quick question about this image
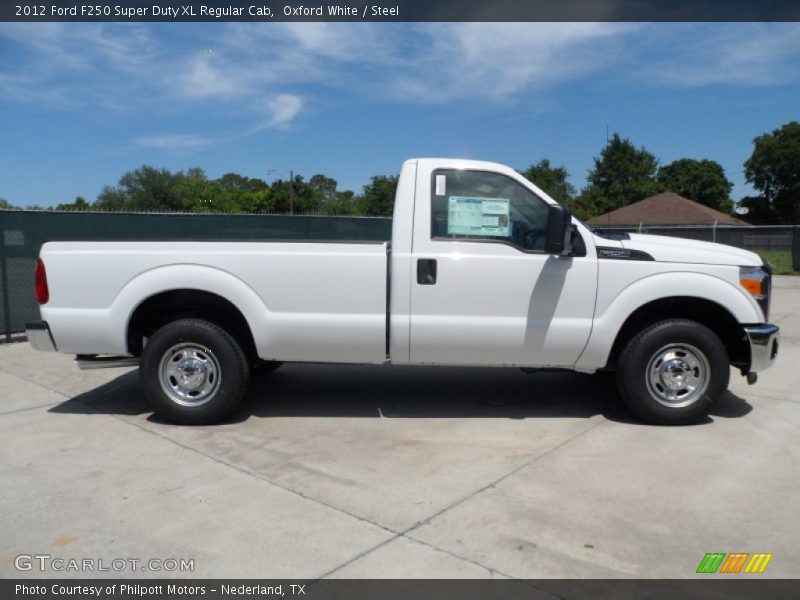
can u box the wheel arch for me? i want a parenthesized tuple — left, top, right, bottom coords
(576, 271, 760, 372)
(606, 297, 748, 370)
(127, 289, 258, 362)
(114, 265, 267, 361)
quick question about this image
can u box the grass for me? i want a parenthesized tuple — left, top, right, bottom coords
(758, 250, 800, 275)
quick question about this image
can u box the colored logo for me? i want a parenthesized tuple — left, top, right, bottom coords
(696, 552, 773, 574)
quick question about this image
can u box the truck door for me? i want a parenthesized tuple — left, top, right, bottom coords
(408, 164, 597, 367)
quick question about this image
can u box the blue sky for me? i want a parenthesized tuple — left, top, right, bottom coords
(1, 22, 799, 207)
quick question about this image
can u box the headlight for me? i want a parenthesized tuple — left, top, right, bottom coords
(740, 264, 771, 321)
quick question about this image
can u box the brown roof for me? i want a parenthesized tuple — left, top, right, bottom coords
(587, 192, 749, 226)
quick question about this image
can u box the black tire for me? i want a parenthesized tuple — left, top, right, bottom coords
(616, 319, 729, 425)
(140, 318, 250, 425)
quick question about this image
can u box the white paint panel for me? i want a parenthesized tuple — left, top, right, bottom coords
(407, 160, 598, 368)
(575, 266, 763, 371)
(41, 241, 388, 363)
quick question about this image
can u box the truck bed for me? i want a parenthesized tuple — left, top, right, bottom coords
(40, 240, 390, 363)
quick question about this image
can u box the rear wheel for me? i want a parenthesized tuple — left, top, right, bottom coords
(616, 319, 729, 425)
(140, 318, 250, 425)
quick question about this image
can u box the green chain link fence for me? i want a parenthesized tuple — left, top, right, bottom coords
(0, 210, 392, 339)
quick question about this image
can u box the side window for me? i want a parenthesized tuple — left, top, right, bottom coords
(431, 169, 550, 252)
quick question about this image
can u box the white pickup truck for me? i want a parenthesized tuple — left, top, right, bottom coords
(26, 158, 779, 425)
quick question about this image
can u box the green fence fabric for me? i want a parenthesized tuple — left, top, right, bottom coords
(0, 210, 392, 338)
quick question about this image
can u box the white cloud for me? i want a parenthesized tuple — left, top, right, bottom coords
(636, 23, 800, 87)
(179, 58, 243, 99)
(0, 22, 310, 145)
(139, 93, 304, 149)
(136, 134, 212, 150)
(3, 22, 800, 152)
(385, 23, 638, 103)
(0, 23, 158, 106)
(258, 22, 392, 63)
(262, 94, 304, 130)
(213, 22, 637, 104)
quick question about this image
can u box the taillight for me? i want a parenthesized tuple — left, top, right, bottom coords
(35, 259, 49, 304)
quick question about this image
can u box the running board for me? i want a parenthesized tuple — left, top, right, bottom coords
(75, 355, 140, 370)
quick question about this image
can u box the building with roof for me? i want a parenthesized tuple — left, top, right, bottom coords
(587, 191, 749, 227)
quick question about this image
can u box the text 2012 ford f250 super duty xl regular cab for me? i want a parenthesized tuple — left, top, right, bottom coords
(26, 158, 779, 425)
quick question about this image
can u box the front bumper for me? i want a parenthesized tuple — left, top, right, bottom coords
(25, 321, 57, 352)
(743, 324, 779, 373)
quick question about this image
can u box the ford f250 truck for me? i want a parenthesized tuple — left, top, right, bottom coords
(26, 158, 779, 425)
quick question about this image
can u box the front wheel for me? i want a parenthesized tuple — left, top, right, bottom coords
(140, 318, 250, 425)
(616, 319, 729, 425)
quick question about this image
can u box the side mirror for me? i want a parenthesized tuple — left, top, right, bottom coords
(544, 204, 573, 255)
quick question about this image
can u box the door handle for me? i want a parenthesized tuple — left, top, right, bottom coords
(417, 259, 437, 285)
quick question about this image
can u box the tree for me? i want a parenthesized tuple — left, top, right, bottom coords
(95, 185, 128, 211)
(175, 168, 217, 212)
(360, 175, 398, 216)
(309, 174, 339, 204)
(122, 166, 182, 211)
(519, 159, 576, 205)
(56, 196, 91, 211)
(0, 197, 18, 210)
(320, 189, 361, 216)
(217, 172, 268, 193)
(744, 121, 800, 223)
(583, 133, 663, 215)
(657, 158, 733, 213)
(98, 166, 184, 211)
(568, 191, 603, 221)
(63, 166, 399, 215)
(737, 195, 777, 225)
(234, 189, 272, 213)
(269, 175, 323, 214)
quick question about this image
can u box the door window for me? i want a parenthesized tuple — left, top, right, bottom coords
(431, 169, 550, 252)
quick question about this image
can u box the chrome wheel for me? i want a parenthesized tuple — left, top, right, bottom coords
(158, 343, 221, 407)
(645, 343, 710, 408)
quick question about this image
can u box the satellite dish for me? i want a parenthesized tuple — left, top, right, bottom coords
(734, 206, 750, 215)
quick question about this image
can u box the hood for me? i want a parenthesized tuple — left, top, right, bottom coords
(618, 233, 762, 267)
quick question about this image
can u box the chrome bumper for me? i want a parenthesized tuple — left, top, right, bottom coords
(25, 321, 57, 352)
(743, 324, 779, 373)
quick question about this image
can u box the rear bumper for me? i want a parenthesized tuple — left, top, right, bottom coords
(743, 324, 779, 373)
(25, 320, 57, 352)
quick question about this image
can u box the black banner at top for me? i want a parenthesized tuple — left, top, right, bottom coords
(3, 0, 800, 22)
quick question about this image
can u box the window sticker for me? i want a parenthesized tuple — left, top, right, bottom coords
(447, 196, 511, 237)
(435, 174, 446, 196)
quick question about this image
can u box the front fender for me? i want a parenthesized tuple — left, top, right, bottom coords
(575, 271, 761, 371)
